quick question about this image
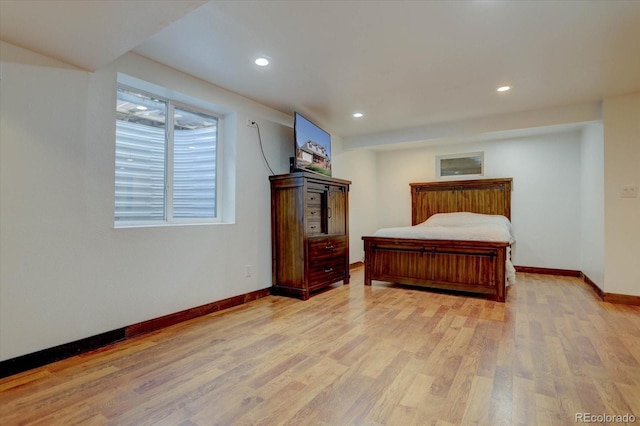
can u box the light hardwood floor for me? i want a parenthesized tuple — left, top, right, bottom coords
(1, 268, 639, 425)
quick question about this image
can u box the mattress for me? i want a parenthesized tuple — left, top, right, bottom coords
(372, 212, 517, 285)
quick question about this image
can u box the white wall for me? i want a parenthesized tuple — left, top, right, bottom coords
(332, 143, 377, 264)
(0, 42, 293, 361)
(603, 92, 640, 296)
(579, 122, 605, 288)
(371, 131, 583, 270)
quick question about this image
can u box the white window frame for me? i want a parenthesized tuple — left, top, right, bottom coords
(114, 82, 224, 228)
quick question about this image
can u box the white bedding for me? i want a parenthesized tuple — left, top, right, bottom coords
(372, 212, 517, 285)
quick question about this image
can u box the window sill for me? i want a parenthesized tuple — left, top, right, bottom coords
(114, 221, 232, 229)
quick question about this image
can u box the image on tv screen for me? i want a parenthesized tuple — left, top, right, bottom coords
(295, 113, 331, 176)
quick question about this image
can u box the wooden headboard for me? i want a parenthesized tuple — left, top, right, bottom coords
(410, 178, 513, 225)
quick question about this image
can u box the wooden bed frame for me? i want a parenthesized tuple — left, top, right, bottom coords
(362, 178, 513, 302)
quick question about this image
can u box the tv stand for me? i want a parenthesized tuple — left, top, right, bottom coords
(269, 172, 351, 300)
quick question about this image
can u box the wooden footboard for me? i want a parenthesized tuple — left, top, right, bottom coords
(362, 237, 509, 302)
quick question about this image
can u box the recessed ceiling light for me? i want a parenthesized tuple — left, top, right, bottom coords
(353, 112, 364, 118)
(497, 86, 511, 92)
(254, 57, 270, 67)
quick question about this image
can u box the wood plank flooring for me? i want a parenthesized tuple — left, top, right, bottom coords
(1, 268, 639, 425)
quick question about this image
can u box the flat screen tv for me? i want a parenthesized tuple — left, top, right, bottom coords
(293, 112, 331, 176)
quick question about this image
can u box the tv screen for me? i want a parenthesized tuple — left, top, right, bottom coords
(294, 112, 331, 176)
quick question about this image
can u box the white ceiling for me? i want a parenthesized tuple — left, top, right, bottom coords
(2, 0, 639, 146)
(0, 0, 207, 71)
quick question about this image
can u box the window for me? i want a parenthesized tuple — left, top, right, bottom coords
(436, 152, 484, 179)
(115, 85, 222, 226)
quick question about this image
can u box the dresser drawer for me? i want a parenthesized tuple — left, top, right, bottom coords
(308, 236, 347, 260)
(306, 205, 323, 231)
(306, 219, 322, 235)
(306, 206, 322, 220)
(305, 190, 323, 235)
(306, 191, 323, 206)
(308, 257, 346, 288)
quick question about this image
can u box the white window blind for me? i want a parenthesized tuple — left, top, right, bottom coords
(115, 86, 220, 225)
(115, 120, 166, 221)
(173, 113, 217, 219)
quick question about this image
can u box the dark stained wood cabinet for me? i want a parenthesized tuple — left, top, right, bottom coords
(270, 172, 351, 300)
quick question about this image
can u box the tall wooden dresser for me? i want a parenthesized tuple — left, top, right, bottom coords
(269, 171, 351, 300)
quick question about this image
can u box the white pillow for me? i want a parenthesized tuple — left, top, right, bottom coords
(420, 212, 514, 243)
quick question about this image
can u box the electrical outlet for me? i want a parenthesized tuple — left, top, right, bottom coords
(246, 118, 256, 127)
(621, 185, 638, 198)
(245, 265, 252, 277)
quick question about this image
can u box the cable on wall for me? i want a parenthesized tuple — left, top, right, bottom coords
(253, 121, 275, 175)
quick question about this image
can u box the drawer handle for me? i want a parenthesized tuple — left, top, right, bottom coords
(310, 211, 316, 215)
(310, 225, 317, 229)
(324, 268, 334, 273)
(325, 245, 334, 250)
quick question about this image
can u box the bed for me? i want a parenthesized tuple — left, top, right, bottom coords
(362, 178, 514, 302)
